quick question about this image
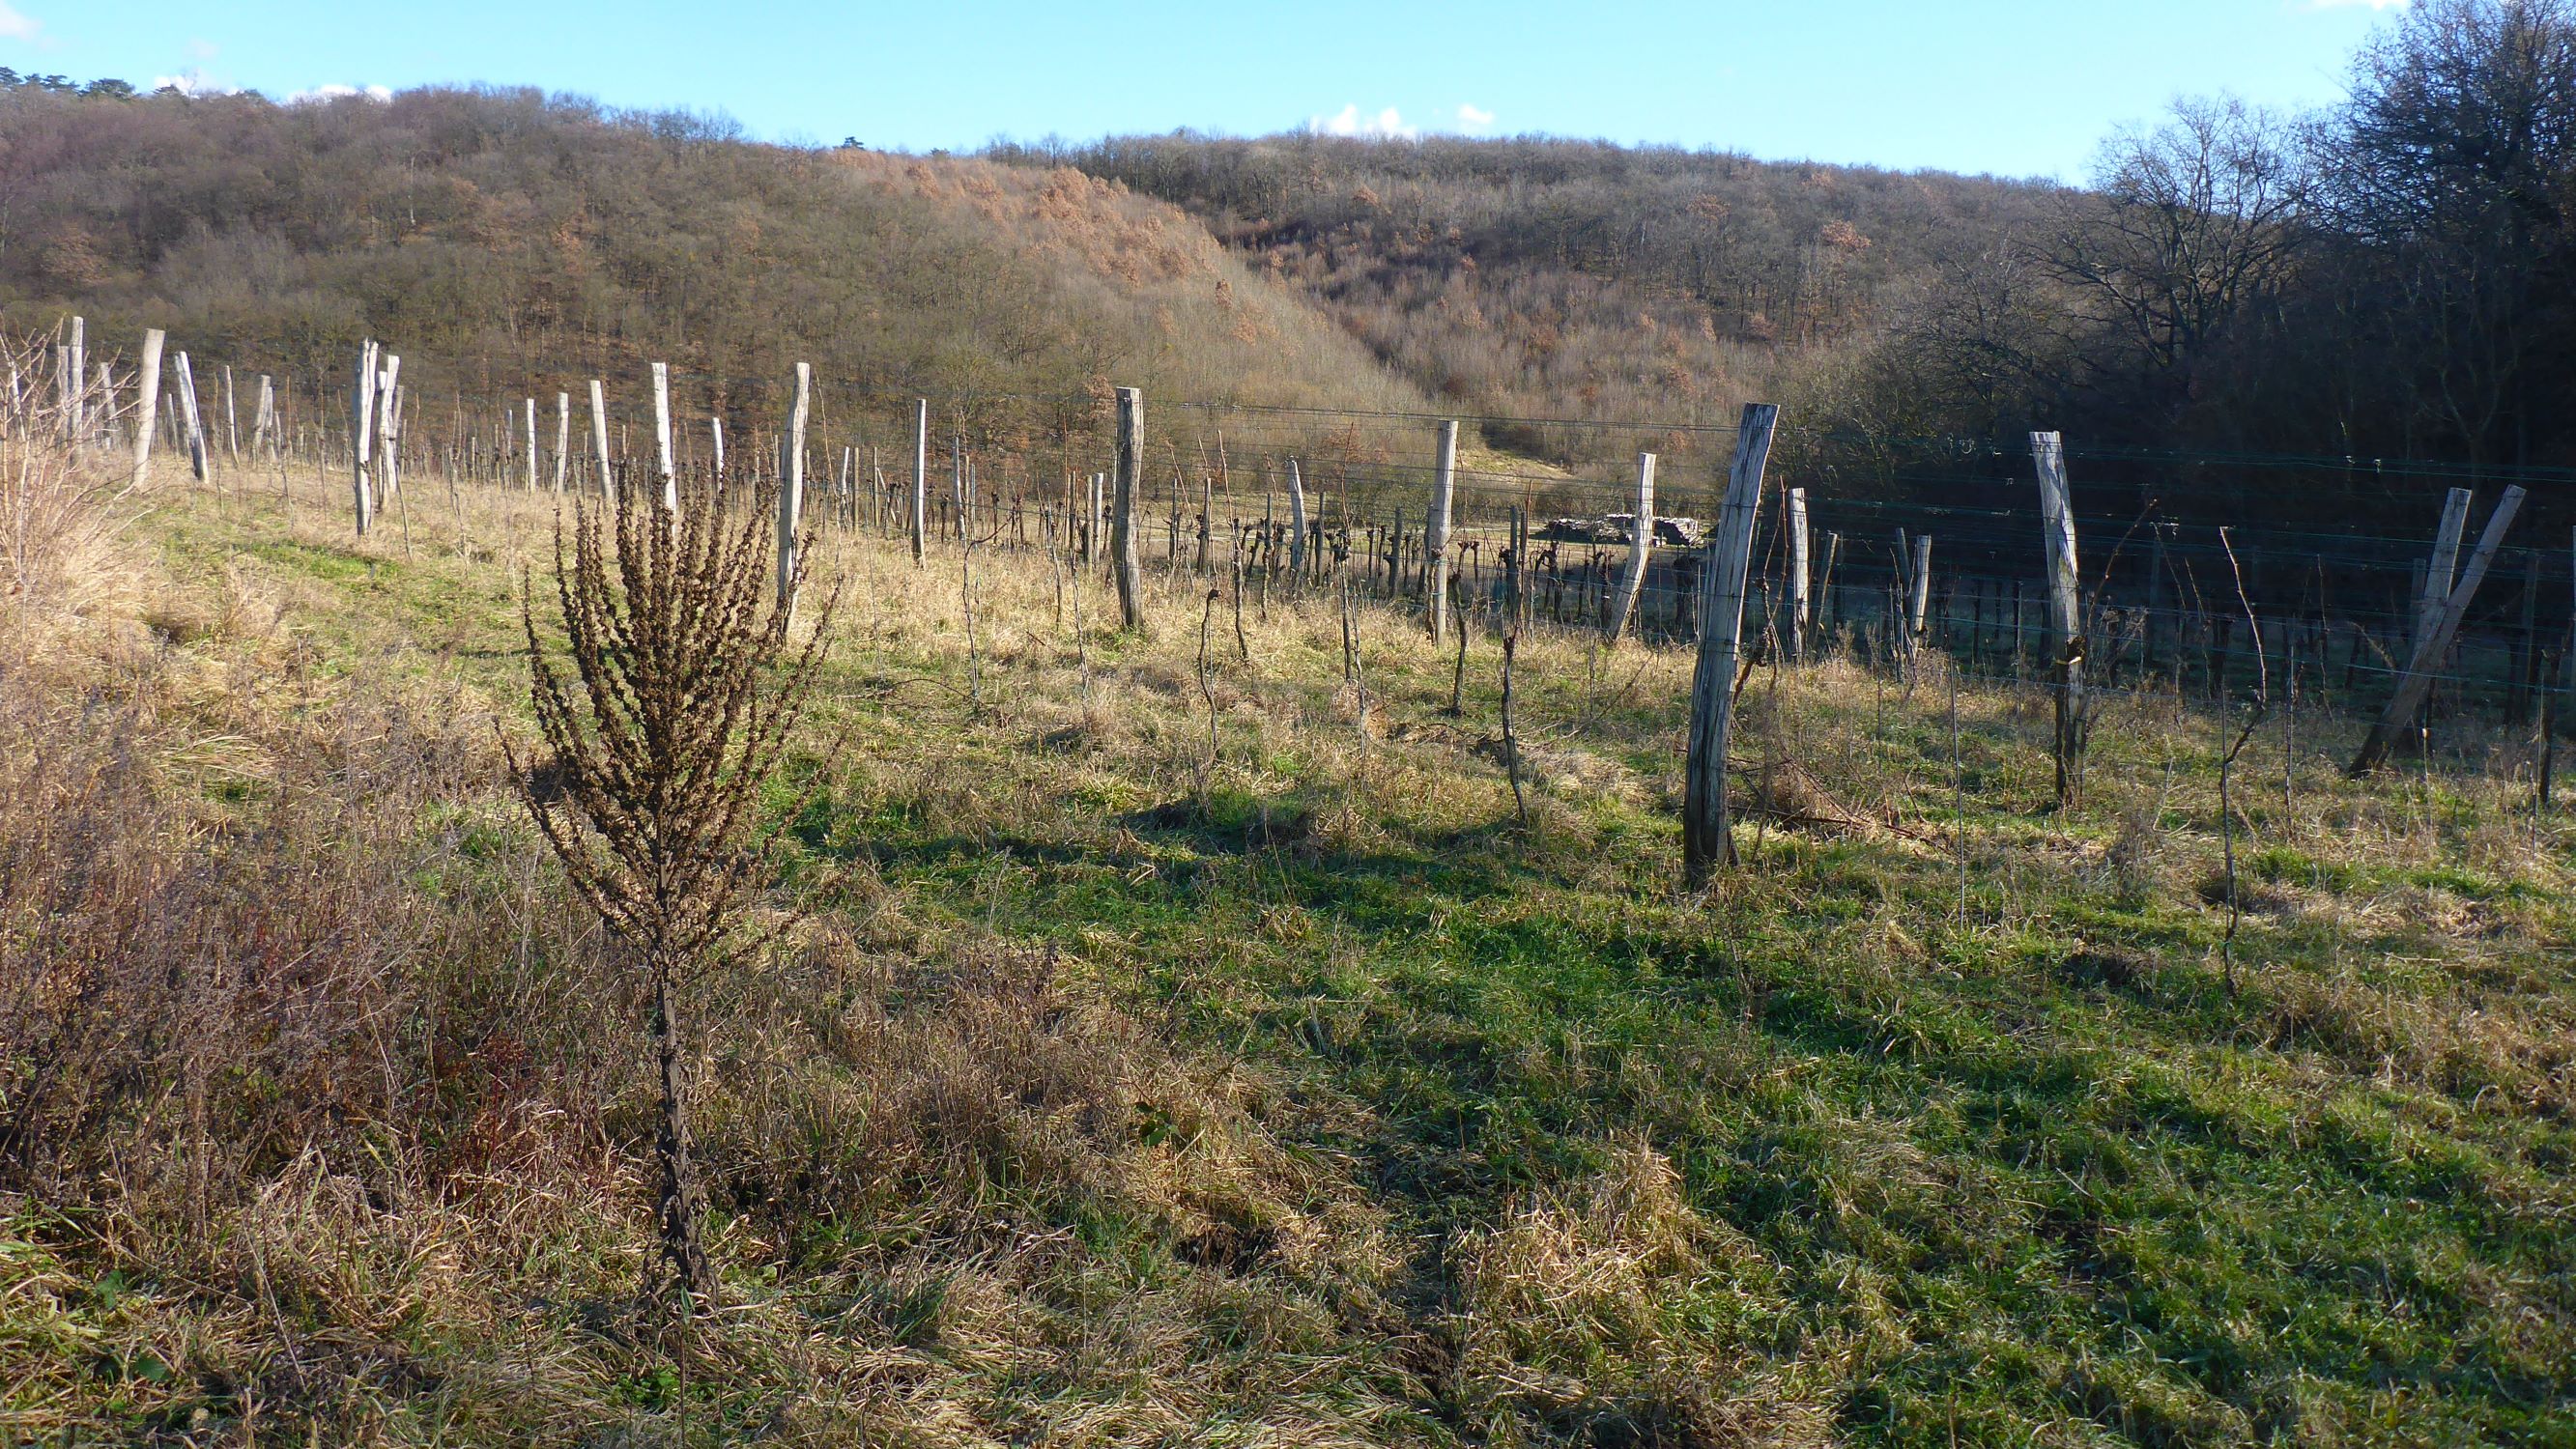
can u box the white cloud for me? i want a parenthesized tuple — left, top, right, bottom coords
(186, 37, 218, 60)
(0, 3, 41, 43)
(284, 81, 392, 104)
(1308, 103, 1417, 140)
(1456, 102, 1496, 130)
(152, 70, 239, 97)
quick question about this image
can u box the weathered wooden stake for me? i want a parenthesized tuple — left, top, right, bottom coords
(2416, 488, 2473, 656)
(1786, 486, 1811, 663)
(779, 362, 809, 611)
(2032, 432, 2086, 807)
(1112, 387, 1148, 631)
(910, 398, 929, 565)
(1683, 403, 1779, 887)
(587, 379, 615, 510)
(1286, 457, 1309, 584)
(554, 392, 570, 493)
(1906, 534, 1935, 668)
(352, 340, 378, 533)
(650, 362, 676, 511)
(1607, 451, 1657, 642)
(65, 316, 84, 442)
(129, 328, 165, 488)
(253, 374, 275, 458)
(2352, 487, 2529, 775)
(174, 351, 209, 483)
(1426, 420, 1459, 642)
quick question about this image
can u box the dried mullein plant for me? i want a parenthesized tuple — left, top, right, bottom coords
(505, 466, 838, 1305)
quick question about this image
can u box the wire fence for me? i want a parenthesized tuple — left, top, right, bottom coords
(39, 321, 2576, 748)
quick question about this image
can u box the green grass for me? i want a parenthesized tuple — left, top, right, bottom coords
(14, 473, 2575, 1446)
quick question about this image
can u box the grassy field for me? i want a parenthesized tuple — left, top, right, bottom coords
(5, 463, 2573, 1447)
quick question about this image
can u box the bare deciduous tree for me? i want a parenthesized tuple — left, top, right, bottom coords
(2043, 96, 2308, 422)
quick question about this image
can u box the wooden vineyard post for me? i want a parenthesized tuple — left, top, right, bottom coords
(2416, 488, 2472, 657)
(910, 398, 929, 565)
(2032, 432, 2086, 807)
(352, 339, 378, 534)
(2352, 487, 2528, 775)
(1818, 530, 1843, 639)
(1903, 533, 1934, 671)
(779, 362, 809, 611)
(375, 356, 402, 503)
(710, 417, 727, 480)
(253, 374, 275, 458)
(524, 399, 539, 494)
(64, 315, 83, 442)
(554, 393, 570, 493)
(1508, 505, 1529, 632)
(1787, 486, 1811, 663)
(2145, 524, 2170, 676)
(2517, 550, 2542, 721)
(1425, 419, 1460, 642)
(950, 434, 965, 543)
(1607, 451, 1657, 642)
(587, 380, 615, 511)
(1112, 387, 1148, 631)
(174, 351, 209, 484)
(221, 364, 238, 461)
(651, 362, 677, 511)
(1088, 473, 1106, 568)
(1287, 457, 1309, 586)
(1683, 403, 1780, 888)
(128, 328, 164, 488)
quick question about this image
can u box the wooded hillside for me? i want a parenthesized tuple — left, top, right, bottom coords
(0, 84, 1434, 439)
(992, 132, 2054, 466)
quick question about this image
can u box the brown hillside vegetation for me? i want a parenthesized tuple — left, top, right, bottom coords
(0, 85, 1432, 438)
(996, 132, 2056, 467)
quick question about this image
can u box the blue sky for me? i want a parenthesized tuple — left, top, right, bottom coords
(9, 0, 2407, 181)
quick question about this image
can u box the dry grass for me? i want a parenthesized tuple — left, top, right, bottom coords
(5, 444, 2573, 1445)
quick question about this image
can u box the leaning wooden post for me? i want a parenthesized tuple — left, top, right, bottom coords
(2416, 488, 2473, 657)
(352, 339, 378, 534)
(1286, 456, 1310, 585)
(1426, 419, 1460, 642)
(1111, 386, 1148, 631)
(779, 362, 810, 611)
(2032, 432, 2086, 807)
(587, 379, 615, 510)
(2352, 487, 2528, 775)
(1607, 451, 1658, 641)
(222, 364, 238, 461)
(650, 362, 677, 511)
(174, 351, 210, 484)
(129, 328, 165, 488)
(909, 398, 929, 565)
(1786, 486, 1811, 663)
(1683, 403, 1780, 887)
